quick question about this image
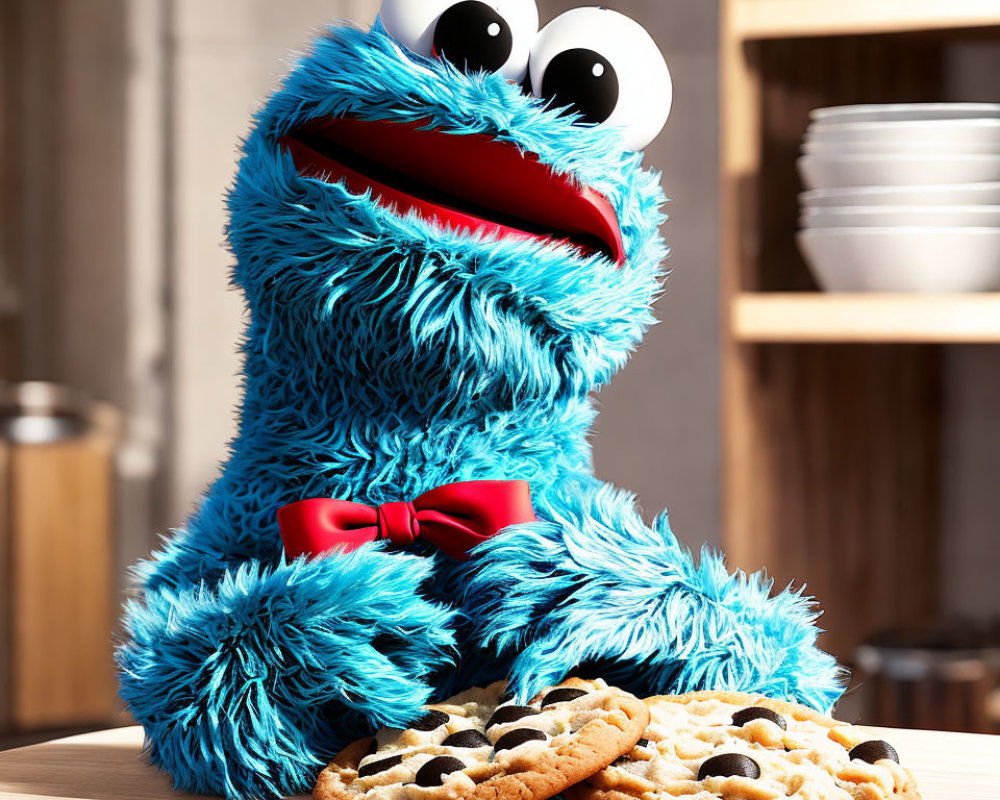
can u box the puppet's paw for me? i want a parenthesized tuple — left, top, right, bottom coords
(497, 545, 846, 714)
(463, 483, 845, 713)
(117, 549, 457, 800)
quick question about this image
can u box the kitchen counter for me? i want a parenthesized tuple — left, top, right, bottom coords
(0, 725, 997, 799)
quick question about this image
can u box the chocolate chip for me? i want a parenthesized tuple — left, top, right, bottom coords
(636, 738, 650, 748)
(540, 688, 588, 707)
(442, 729, 491, 748)
(409, 710, 450, 731)
(486, 705, 538, 729)
(849, 740, 899, 765)
(414, 756, 466, 787)
(698, 753, 761, 781)
(357, 754, 403, 778)
(366, 738, 378, 755)
(494, 728, 547, 752)
(731, 706, 788, 731)
(498, 689, 516, 704)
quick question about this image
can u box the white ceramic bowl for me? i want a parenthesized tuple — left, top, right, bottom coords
(802, 139, 1000, 156)
(810, 103, 1000, 125)
(806, 119, 1000, 149)
(797, 228, 1000, 292)
(801, 205, 1000, 229)
(800, 183, 1000, 208)
(798, 154, 1000, 189)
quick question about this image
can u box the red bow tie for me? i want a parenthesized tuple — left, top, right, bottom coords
(278, 480, 535, 562)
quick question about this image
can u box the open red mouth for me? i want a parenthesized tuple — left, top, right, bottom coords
(278, 118, 625, 265)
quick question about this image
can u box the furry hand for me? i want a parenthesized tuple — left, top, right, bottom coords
(461, 479, 846, 712)
(118, 548, 457, 800)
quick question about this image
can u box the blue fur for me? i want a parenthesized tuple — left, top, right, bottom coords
(117, 19, 845, 800)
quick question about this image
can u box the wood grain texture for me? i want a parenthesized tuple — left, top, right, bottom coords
(732, 0, 1000, 40)
(0, 440, 10, 730)
(731, 344, 941, 661)
(720, 8, 951, 665)
(0, 0, 25, 378)
(0, 727, 211, 800)
(0, 726, 997, 800)
(719, 0, 764, 579)
(10, 435, 118, 729)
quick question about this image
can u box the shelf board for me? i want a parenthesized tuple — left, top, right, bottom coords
(730, 0, 1000, 40)
(732, 293, 1000, 343)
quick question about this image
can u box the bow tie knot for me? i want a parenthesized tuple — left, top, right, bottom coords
(377, 501, 420, 546)
(278, 480, 536, 562)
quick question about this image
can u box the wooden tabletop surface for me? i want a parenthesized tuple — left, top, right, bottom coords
(0, 725, 998, 799)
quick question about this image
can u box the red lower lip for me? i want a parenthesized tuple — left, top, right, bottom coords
(278, 118, 625, 265)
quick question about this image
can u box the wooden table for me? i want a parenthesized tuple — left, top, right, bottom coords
(0, 725, 998, 799)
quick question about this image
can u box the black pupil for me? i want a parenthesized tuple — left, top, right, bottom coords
(540, 48, 619, 125)
(434, 1, 513, 74)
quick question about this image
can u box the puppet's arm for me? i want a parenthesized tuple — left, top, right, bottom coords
(117, 548, 457, 800)
(462, 476, 845, 712)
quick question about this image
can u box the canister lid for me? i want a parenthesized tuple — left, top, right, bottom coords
(0, 382, 118, 444)
(857, 621, 1000, 681)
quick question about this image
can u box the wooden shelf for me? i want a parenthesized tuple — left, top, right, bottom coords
(732, 293, 1000, 343)
(719, 0, 1000, 669)
(731, 0, 1000, 40)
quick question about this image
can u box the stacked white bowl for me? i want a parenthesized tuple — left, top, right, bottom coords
(797, 103, 1000, 292)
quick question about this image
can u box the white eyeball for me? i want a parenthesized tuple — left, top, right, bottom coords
(379, 0, 539, 82)
(529, 7, 672, 151)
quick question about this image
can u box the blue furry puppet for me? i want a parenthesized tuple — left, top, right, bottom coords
(117, 3, 844, 798)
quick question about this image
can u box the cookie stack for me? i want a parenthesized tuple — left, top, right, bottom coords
(315, 680, 921, 800)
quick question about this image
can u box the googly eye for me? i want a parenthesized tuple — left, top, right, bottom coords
(379, 0, 538, 81)
(529, 7, 672, 151)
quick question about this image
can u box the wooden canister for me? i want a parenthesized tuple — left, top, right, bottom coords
(0, 382, 119, 731)
(857, 626, 1000, 734)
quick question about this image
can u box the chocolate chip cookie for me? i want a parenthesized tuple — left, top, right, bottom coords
(566, 691, 921, 800)
(313, 678, 649, 800)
